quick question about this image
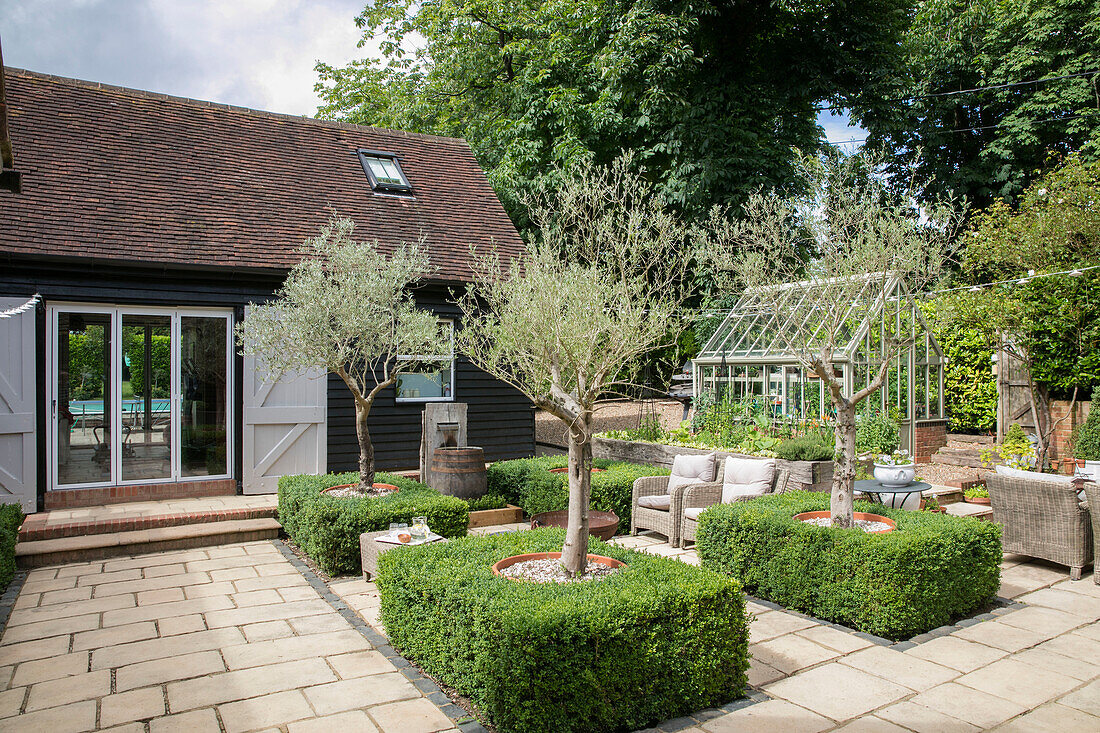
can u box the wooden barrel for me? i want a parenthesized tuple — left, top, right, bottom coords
(430, 446, 487, 500)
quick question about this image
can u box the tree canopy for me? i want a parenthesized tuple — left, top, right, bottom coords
(862, 0, 1100, 211)
(316, 0, 911, 227)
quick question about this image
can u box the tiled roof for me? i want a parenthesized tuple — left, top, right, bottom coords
(0, 68, 524, 282)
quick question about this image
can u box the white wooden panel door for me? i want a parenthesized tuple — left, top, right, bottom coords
(242, 309, 327, 494)
(0, 297, 38, 512)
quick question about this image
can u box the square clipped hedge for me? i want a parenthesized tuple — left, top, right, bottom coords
(377, 528, 749, 733)
(0, 503, 22, 592)
(277, 472, 468, 575)
(696, 491, 1003, 640)
(486, 456, 667, 525)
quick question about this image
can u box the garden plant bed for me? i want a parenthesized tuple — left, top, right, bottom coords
(468, 503, 525, 528)
(375, 528, 751, 733)
(697, 491, 1003, 639)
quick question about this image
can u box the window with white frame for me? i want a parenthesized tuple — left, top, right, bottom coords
(396, 319, 454, 401)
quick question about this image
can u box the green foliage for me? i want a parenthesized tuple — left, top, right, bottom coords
(696, 491, 1003, 639)
(775, 433, 834, 462)
(317, 0, 910, 229)
(1073, 387, 1100, 460)
(855, 407, 899, 456)
(124, 333, 171, 398)
(66, 330, 107, 401)
(0, 503, 23, 592)
(277, 472, 469, 575)
(920, 300, 996, 432)
(964, 486, 989, 499)
(865, 0, 1100, 210)
(982, 423, 1038, 469)
(485, 456, 666, 526)
(377, 528, 750, 733)
(465, 494, 509, 512)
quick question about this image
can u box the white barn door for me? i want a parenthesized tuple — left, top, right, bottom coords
(242, 307, 327, 494)
(0, 297, 38, 512)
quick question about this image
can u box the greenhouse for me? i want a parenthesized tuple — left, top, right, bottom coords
(693, 272, 945, 453)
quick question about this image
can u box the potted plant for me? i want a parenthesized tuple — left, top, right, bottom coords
(964, 486, 990, 505)
(874, 449, 916, 487)
(920, 496, 947, 513)
(1071, 386, 1100, 480)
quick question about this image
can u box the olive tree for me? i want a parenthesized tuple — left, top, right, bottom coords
(718, 153, 959, 527)
(238, 216, 443, 492)
(458, 158, 717, 576)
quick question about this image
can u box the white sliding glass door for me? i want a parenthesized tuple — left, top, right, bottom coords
(48, 305, 233, 489)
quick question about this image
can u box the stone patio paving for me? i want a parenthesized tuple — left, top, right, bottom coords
(3, 531, 1100, 732)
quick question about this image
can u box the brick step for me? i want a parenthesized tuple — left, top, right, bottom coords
(15, 518, 282, 567)
(19, 505, 279, 542)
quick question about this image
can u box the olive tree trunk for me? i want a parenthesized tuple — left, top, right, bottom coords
(354, 403, 376, 490)
(561, 420, 593, 577)
(831, 403, 857, 528)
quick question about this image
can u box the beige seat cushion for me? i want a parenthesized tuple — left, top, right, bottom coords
(638, 494, 671, 510)
(722, 457, 775, 503)
(683, 506, 704, 521)
(667, 452, 718, 493)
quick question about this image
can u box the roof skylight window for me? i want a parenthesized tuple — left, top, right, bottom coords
(357, 149, 412, 192)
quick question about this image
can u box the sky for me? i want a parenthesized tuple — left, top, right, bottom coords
(1, 0, 867, 143)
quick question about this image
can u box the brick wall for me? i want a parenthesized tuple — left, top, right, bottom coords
(914, 420, 948, 464)
(1050, 399, 1092, 473)
(44, 478, 237, 510)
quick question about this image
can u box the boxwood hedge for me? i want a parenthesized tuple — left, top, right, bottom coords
(0, 503, 22, 592)
(377, 528, 749, 733)
(486, 456, 667, 525)
(696, 491, 1002, 640)
(277, 472, 468, 575)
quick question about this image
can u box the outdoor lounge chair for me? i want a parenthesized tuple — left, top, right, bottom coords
(1080, 481, 1100, 585)
(630, 453, 718, 547)
(986, 472, 1093, 580)
(678, 458, 791, 548)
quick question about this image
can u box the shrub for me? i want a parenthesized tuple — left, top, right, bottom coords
(486, 457, 667, 525)
(277, 472, 469, 575)
(377, 528, 749, 733)
(696, 491, 1002, 639)
(465, 494, 508, 512)
(1072, 386, 1100, 460)
(0, 503, 23, 592)
(855, 407, 899, 456)
(776, 433, 833, 461)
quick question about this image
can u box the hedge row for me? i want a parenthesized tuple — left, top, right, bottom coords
(696, 491, 1002, 640)
(0, 503, 23, 592)
(486, 456, 667, 525)
(377, 528, 749, 733)
(277, 472, 469, 575)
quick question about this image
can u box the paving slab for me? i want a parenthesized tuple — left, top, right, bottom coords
(764, 663, 910, 722)
(875, 700, 981, 733)
(956, 657, 1081, 708)
(908, 682, 1029, 729)
(992, 702, 1100, 732)
(700, 699, 833, 732)
(839, 645, 958, 691)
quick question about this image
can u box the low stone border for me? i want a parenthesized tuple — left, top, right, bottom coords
(746, 593, 1026, 650)
(0, 570, 28, 640)
(277, 539, 767, 732)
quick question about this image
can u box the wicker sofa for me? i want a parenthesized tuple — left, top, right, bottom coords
(986, 473, 1093, 580)
(678, 461, 791, 548)
(1079, 481, 1100, 585)
(630, 474, 690, 547)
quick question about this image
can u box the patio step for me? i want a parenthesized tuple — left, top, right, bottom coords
(931, 446, 987, 468)
(15, 518, 282, 567)
(19, 504, 279, 541)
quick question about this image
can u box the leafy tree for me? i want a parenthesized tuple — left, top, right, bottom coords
(940, 154, 1100, 465)
(238, 216, 444, 492)
(457, 157, 725, 575)
(862, 0, 1100, 210)
(317, 0, 911, 227)
(716, 152, 958, 527)
(920, 300, 996, 433)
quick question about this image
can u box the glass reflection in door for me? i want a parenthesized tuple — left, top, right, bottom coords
(57, 312, 112, 485)
(181, 317, 228, 477)
(121, 315, 173, 481)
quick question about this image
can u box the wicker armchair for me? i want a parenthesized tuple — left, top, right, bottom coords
(986, 473, 1093, 581)
(630, 474, 689, 547)
(678, 465, 791, 548)
(1078, 480, 1100, 585)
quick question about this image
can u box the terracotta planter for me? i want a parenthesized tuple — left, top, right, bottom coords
(548, 467, 606, 474)
(529, 510, 620, 541)
(792, 510, 896, 533)
(965, 496, 991, 505)
(919, 500, 948, 514)
(321, 482, 400, 496)
(491, 551, 625, 580)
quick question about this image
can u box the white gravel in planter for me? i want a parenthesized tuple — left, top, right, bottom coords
(800, 516, 892, 532)
(324, 486, 396, 499)
(499, 558, 622, 583)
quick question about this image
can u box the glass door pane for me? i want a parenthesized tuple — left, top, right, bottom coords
(122, 314, 173, 482)
(57, 311, 112, 486)
(181, 316, 229, 477)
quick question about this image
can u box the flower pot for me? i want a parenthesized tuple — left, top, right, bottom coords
(321, 482, 399, 497)
(792, 510, 896, 533)
(1078, 460, 1100, 482)
(964, 496, 991, 505)
(530, 510, 620, 541)
(873, 463, 916, 487)
(491, 551, 625, 580)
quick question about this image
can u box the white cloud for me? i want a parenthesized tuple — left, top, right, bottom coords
(1, 0, 375, 116)
(817, 108, 867, 148)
